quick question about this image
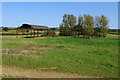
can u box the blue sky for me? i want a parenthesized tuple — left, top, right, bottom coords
(2, 2, 118, 29)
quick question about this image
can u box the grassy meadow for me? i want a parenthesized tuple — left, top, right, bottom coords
(2, 33, 119, 78)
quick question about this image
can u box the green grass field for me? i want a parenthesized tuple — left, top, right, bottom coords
(109, 32, 119, 35)
(2, 34, 119, 78)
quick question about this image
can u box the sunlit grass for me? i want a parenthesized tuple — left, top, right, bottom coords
(2, 35, 118, 78)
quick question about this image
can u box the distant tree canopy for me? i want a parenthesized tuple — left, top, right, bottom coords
(2, 27, 9, 32)
(42, 30, 58, 37)
(59, 14, 109, 38)
(50, 28, 58, 31)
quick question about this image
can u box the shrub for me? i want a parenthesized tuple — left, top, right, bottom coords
(95, 15, 109, 37)
(3, 27, 8, 32)
(83, 26, 94, 39)
(99, 27, 108, 37)
(42, 31, 58, 37)
(59, 26, 71, 36)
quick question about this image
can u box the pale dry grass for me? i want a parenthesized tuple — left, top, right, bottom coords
(107, 34, 119, 38)
(2, 66, 92, 78)
(1, 35, 22, 38)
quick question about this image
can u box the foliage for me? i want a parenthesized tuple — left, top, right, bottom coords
(26, 29, 29, 33)
(95, 15, 109, 37)
(3, 27, 9, 32)
(50, 28, 57, 31)
(82, 15, 94, 38)
(59, 14, 76, 36)
(42, 30, 58, 37)
(59, 24, 70, 36)
(59, 14, 109, 38)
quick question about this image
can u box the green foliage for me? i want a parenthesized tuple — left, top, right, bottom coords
(3, 27, 9, 32)
(109, 32, 119, 35)
(59, 14, 109, 38)
(59, 14, 76, 36)
(42, 30, 58, 37)
(73, 16, 84, 37)
(59, 24, 71, 36)
(82, 15, 94, 38)
(99, 27, 109, 37)
(50, 28, 57, 31)
(83, 26, 94, 38)
(83, 14, 94, 27)
(95, 15, 109, 37)
(26, 29, 29, 33)
(68, 14, 76, 28)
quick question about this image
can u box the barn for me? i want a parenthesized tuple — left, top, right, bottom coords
(17, 24, 49, 38)
(19, 24, 49, 30)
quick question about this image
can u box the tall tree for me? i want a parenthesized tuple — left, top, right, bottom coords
(68, 14, 76, 27)
(73, 15, 84, 37)
(59, 14, 76, 36)
(83, 14, 94, 38)
(68, 14, 76, 36)
(59, 14, 70, 36)
(95, 15, 109, 37)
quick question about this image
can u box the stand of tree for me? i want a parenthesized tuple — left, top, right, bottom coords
(59, 14, 109, 38)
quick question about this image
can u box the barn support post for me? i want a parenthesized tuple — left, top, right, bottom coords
(22, 28, 23, 38)
(38, 30, 40, 36)
(28, 29, 29, 37)
(34, 29, 35, 37)
(24, 29, 25, 38)
(31, 29, 32, 37)
(16, 28, 18, 38)
(16, 29, 18, 38)
(22, 29, 24, 38)
(37, 29, 38, 37)
(26, 29, 28, 38)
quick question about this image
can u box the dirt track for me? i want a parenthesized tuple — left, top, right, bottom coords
(2, 66, 91, 78)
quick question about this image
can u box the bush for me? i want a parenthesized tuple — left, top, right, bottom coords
(3, 27, 8, 32)
(59, 27, 71, 36)
(94, 27, 108, 37)
(42, 31, 58, 37)
(99, 27, 108, 37)
(83, 26, 94, 39)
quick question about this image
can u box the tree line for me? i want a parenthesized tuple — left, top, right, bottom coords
(59, 14, 109, 38)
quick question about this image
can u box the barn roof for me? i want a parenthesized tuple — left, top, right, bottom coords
(19, 24, 49, 30)
(31, 25, 49, 29)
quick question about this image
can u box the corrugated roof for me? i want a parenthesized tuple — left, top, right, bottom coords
(31, 25, 49, 29)
(19, 24, 49, 30)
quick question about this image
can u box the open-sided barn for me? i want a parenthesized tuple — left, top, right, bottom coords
(16, 24, 49, 38)
(19, 24, 49, 30)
